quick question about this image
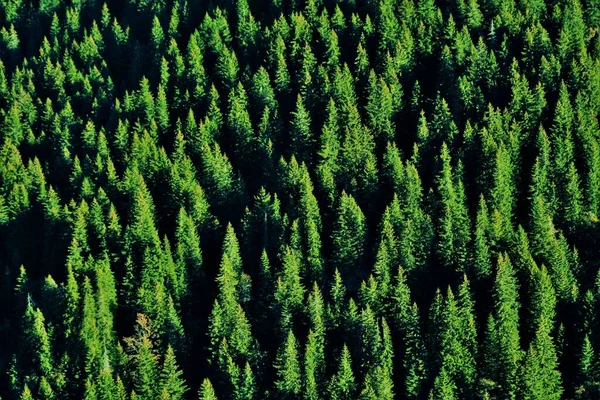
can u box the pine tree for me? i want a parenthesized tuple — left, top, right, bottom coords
(290, 95, 314, 166)
(236, 362, 257, 400)
(366, 74, 395, 147)
(528, 264, 556, 339)
(520, 317, 562, 400)
(125, 314, 159, 400)
(529, 191, 578, 302)
(23, 300, 54, 377)
(160, 346, 188, 399)
(436, 143, 470, 273)
(304, 328, 325, 400)
(327, 269, 347, 330)
(175, 207, 202, 284)
(329, 345, 356, 400)
(432, 287, 476, 396)
(456, 276, 478, 393)
(484, 254, 522, 399)
(97, 352, 117, 400)
(316, 99, 340, 208)
(473, 196, 493, 279)
(490, 142, 515, 234)
(228, 83, 254, 171)
(331, 192, 367, 287)
(21, 384, 34, 400)
(199, 379, 218, 400)
(275, 330, 302, 399)
(274, 246, 305, 331)
(577, 335, 598, 397)
(236, 0, 259, 57)
(358, 306, 382, 372)
(81, 276, 102, 377)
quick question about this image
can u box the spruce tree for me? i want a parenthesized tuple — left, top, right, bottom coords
(160, 346, 188, 400)
(520, 317, 562, 400)
(199, 379, 218, 400)
(275, 330, 302, 399)
(331, 192, 367, 287)
(484, 254, 522, 399)
(329, 345, 356, 400)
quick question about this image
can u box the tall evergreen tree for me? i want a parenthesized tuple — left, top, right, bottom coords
(484, 254, 522, 400)
(331, 192, 367, 287)
(329, 345, 356, 400)
(275, 330, 302, 399)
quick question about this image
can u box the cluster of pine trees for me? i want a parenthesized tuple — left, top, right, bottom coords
(0, 0, 600, 398)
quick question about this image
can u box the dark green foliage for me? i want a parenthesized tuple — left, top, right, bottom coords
(0, 0, 598, 398)
(483, 254, 522, 399)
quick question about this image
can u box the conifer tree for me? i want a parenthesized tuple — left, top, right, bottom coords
(199, 379, 218, 400)
(490, 142, 515, 233)
(327, 269, 347, 330)
(473, 196, 493, 279)
(275, 330, 302, 399)
(316, 99, 340, 208)
(331, 192, 367, 287)
(436, 143, 470, 273)
(23, 300, 54, 378)
(275, 246, 305, 332)
(484, 254, 522, 399)
(304, 328, 325, 400)
(528, 264, 556, 339)
(126, 314, 158, 400)
(577, 335, 598, 397)
(175, 207, 202, 284)
(160, 346, 188, 399)
(290, 95, 314, 166)
(329, 345, 356, 400)
(2, 1, 600, 398)
(431, 366, 458, 400)
(520, 317, 562, 400)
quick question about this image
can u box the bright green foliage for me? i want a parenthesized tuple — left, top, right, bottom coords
(0, 1, 599, 398)
(329, 345, 356, 400)
(275, 330, 302, 398)
(274, 246, 305, 331)
(433, 287, 477, 396)
(160, 346, 188, 399)
(291, 95, 314, 165)
(484, 254, 522, 400)
(327, 269, 347, 330)
(23, 301, 54, 377)
(198, 379, 218, 400)
(175, 207, 202, 283)
(208, 244, 255, 366)
(366, 73, 395, 146)
(431, 366, 458, 400)
(520, 317, 562, 400)
(331, 192, 367, 286)
(436, 143, 470, 273)
(529, 191, 578, 302)
(528, 264, 556, 338)
(389, 267, 426, 398)
(304, 329, 324, 400)
(490, 142, 515, 232)
(473, 196, 493, 279)
(577, 335, 598, 396)
(21, 384, 34, 400)
(125, 314, 159, 400)
(316, 99, 340, 208)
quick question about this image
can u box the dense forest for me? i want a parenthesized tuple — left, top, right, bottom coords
(0, 0, 600, 398)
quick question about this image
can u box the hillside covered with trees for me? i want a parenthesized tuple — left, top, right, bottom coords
(0, 0, 600, 398)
